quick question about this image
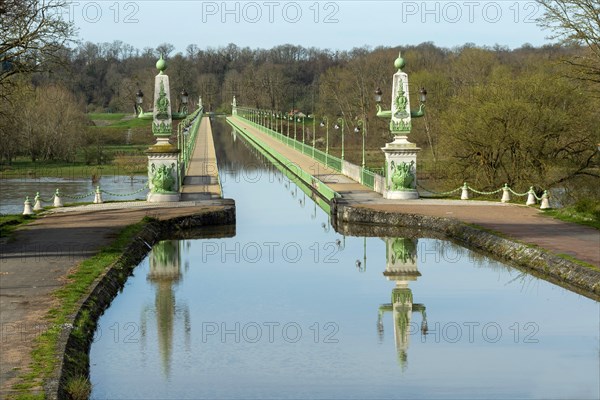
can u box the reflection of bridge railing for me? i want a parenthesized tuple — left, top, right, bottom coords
(235, 107, 383, 191)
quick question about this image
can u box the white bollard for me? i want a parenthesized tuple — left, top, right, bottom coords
(23, 197, 34, 215)
(501, 184, 511, 203)
(540, 190, 551, 209)
(460, 183, 470, 200)
(93, 186, 103, 204)
(526, 187, 536, 206)
(33, 192, 43, 211)
(53, 189, 63, 207)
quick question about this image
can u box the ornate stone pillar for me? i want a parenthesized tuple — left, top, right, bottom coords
(377, 52, 425, 200)
(147, 55, 180, 202)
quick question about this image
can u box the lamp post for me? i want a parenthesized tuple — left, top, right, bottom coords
(294, 115, 297, 141)
(135, 89, 144, 115)
(374, 51, 427, 200)
(355, 119, 366, 168)
(301, 117, 305, 143)
(334, 117, 345, 161)
(179, 89, 189, 114)
(320, 117, 329, 155)
(312, 116, 316, 155)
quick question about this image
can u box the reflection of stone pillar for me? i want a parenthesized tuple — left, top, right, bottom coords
(384, 238, 420, 283)
(379, 237, 427, 371)
(147, 240, 181, 378)
(147, 56, 180, 202)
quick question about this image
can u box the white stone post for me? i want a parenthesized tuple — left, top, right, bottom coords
(53, 189, 63, 207)
(460, 183, 470, 200)
(540, 190, 551, 209)
(93, 186, 103, 204)
(23, 197, 34, 215)
(526, 187, 536, 206)
(501, 184, 511, 203)
(33, 192, 43, 211)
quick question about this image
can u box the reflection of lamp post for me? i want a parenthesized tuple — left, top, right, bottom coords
(334, 117, 345, 161)
(355, 119, 366, 168)
(320, 117, 329, 155)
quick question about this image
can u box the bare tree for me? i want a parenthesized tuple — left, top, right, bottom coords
(0, 0, 75, 96)
(536, 0, 600, 85)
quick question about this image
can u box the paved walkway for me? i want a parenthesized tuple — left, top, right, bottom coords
(229, 116, 600, 267)
(0, 198, 232, 396)
(181, 117, 221, 200)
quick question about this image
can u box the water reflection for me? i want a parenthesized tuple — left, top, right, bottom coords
(378, 238, 428, 371)
(88, 118, 599, 400)
(141, 240, 190, 379)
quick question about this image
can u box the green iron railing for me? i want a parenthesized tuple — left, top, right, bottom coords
(235, 107, 382, 190)
(177, 106, 204, 190)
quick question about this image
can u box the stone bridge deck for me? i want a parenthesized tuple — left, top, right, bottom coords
(181, 116, 221, 200)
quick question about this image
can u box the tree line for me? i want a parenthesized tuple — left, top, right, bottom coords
(1, 0, 598, 202)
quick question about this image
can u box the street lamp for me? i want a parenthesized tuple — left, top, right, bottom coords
(374, 87, 382, 103)
(312, 115, 316, 155)
(135, 89, 144, 115)
(334, 117, 345, 161)
(180, 89, 188, 114)
(320, 117, 329, 155)
(355, 119, 366, 168)
(419, 87, 427, 103)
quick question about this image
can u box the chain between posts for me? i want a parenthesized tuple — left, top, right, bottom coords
(234, 107, 550, 206)
(99, 182, 149, 196)
(419, 182, 546, 200)
(416, 183, 462, 196)
(26, 184, 149, 203)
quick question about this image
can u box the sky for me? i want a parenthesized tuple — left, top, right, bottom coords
(66, 0, 554, 52)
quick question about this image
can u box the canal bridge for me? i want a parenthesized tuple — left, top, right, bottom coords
(177, 111, 600, 269)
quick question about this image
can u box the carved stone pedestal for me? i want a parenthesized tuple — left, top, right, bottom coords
(147, 149, 180, 203)
(382, 135, 420, 200)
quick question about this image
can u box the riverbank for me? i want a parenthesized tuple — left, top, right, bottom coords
(333, 200, 600, 301)
(0, 200, 235, 399)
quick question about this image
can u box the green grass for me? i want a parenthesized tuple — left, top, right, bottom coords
(8, 220, 150, 398)
(0, 214, 37, 238)
(543, 207, 600, 230)
(87, 113, 127, 121)
(0, 160, 138, 179)
(90, 118, 152, 130)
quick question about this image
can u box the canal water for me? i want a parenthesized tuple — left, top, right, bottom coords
(0, 175, 148, 215)
(89, 119, 598, 399)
